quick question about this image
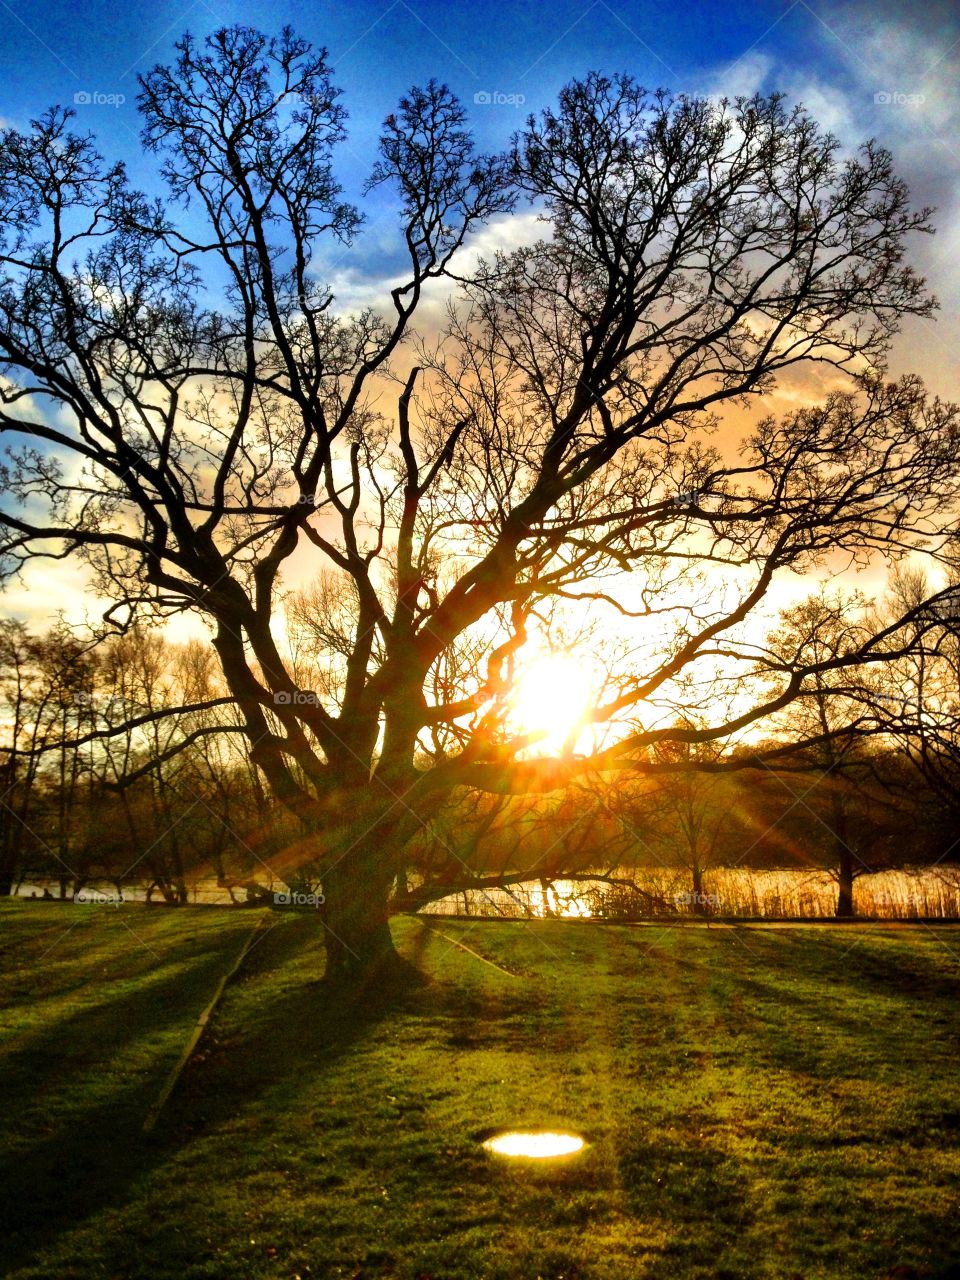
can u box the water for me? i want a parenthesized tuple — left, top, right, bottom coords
(11, 866, 960, 918)
(11, 877, 281, 906)
(421, 867, 960, 919)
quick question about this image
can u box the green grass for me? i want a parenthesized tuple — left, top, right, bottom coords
(1, 902, 960, 1278)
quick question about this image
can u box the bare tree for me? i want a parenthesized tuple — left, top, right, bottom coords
(860, 570, 960, 847)
(621, 730, 743, 914)
(0, 620, 51, 893)
(1, 28, 959, 981)
(0, 620, 99, 894)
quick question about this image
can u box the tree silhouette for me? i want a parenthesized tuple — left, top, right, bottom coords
(2, 26, 959, 980)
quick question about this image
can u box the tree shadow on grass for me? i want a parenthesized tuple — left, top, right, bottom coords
(617, 1114, 960, 1280)
(618, 1129, 757, 1279)
(0, 920, 262, 1273)
(6, 916, 959, 1279)
(162, 913, 522, 1140)
(122, 918, 619, 1278)
(0, 912, 436, 1275)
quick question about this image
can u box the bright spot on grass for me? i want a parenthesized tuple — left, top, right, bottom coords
(482, 1131, 585, 1158)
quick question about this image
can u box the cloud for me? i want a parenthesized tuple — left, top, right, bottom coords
(700, 6, 959, 398)
(309, 209, 544, 336)
(0, 559, 95, 630)
(702, 51, 772, 102)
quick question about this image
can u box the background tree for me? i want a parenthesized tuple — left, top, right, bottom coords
(0, 620, 51, 894)
(754, 585, 959, 915)
(887, 571, 960, 800)
(2, 28, 959, 981)
(0, 622, 280, 899)
(855, 569, 960, 866)
(0, 620, 99, 894)
(617, 731, 745, 914)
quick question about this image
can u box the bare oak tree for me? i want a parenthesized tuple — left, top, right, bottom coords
(2, 26, 959, 980)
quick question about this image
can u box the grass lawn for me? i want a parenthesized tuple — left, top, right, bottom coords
(1, 902, 959, 1279)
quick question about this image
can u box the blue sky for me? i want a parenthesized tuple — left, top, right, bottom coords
(3, 0, 955, 366)
(1, 0, 957, 218)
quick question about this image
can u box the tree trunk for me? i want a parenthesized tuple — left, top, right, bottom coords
(834, 803, 855, 919)
(321, 851, 399, 985)
(836, 848, 855, 918)
(691, 865, 705, 916)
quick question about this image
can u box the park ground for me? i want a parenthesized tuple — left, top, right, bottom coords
(1, 902, 959, 1279)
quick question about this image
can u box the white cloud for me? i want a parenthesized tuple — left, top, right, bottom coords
(700, 9, 959, 396)
(0, 558, 96, 630)
(313, 209, 545, 323)
(702, 52, 773, 101)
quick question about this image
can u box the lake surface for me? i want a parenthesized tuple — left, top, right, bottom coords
(11, 865, 960, 918)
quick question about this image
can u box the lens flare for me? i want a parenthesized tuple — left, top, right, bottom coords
(482, 1131, 586, 1158)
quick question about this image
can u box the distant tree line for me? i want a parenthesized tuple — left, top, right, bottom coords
(3, 574, 958, 917)
(0, 621, 295, 901)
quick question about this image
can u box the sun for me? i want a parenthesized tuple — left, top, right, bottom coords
(507, 651, 597, 753)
